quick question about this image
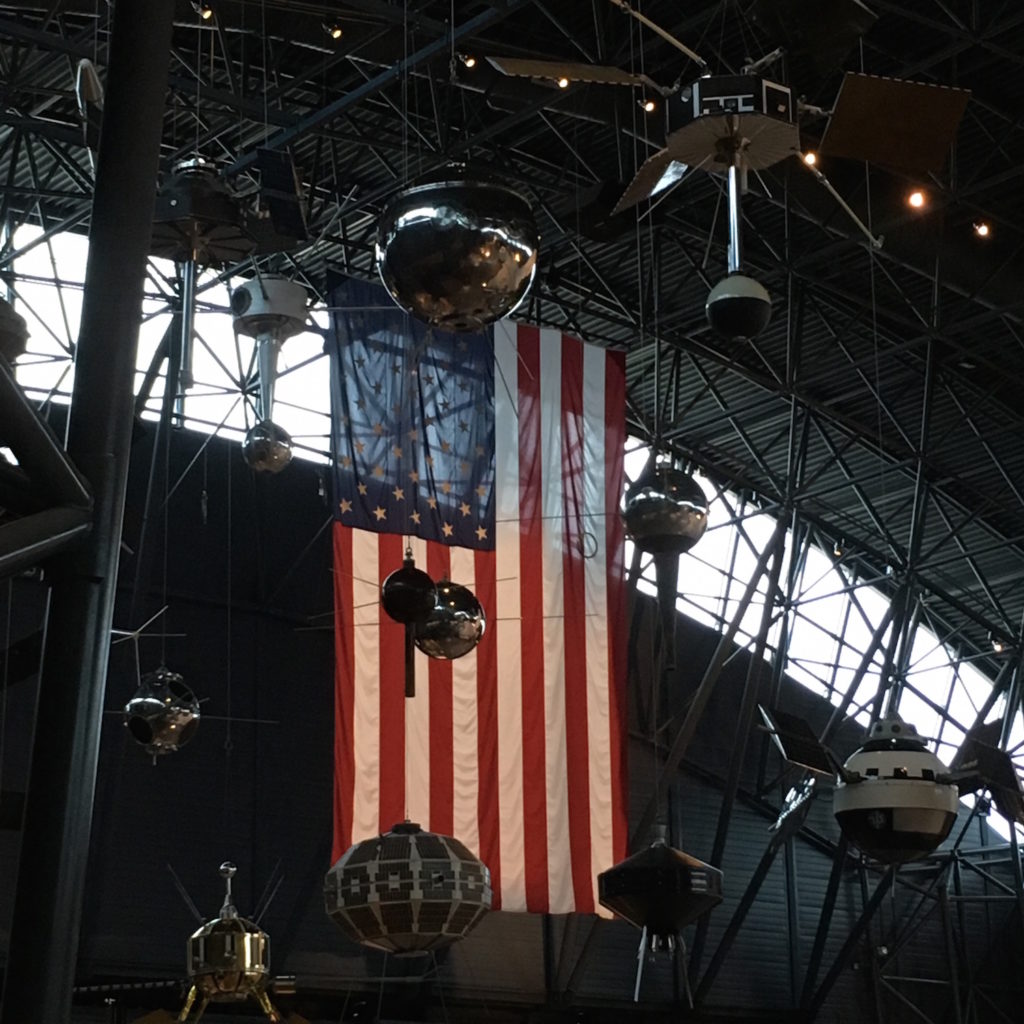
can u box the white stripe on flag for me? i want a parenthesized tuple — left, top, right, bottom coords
(449, 544, 480, 857)
(539, 328, 573, 912)
(405, 534, 431, 826)
(351, 528, 383, 841)
(494, 319, 526, 909)
(582, 339, 616, 913)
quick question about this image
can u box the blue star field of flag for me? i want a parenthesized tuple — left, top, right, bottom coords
(328, 278, 496, 550)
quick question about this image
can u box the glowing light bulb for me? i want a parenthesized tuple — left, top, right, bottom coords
(557, 76, 570, 89)
(803, 152, 817, 166)
(908, 190, 926, 208)
(641, 98, 656, 113)
(462, 54, 477, 68)
(974, 220, 991, 237)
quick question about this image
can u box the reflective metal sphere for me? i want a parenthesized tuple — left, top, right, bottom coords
(381, 557, 437, 625)
(623, 464, 709, 555)
(706, 273, 771, 340)
(833, 715, 958, 864)
(123, 667, 200, 756)
(376, 171, 539, 332)
(241, 419, 293, 473)
(414, 580, 485, 659)
(325, 821, 492, 954)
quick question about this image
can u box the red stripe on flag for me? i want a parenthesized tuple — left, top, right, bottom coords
(560, 335, 594, 911)
(378, 532, 407, 833)
(426, 541, 454, 835)
(605, 349, 629, 860)
(474, 546, 501, 908)
(516, 323, 550, 912)
(332, 522, 356, 862)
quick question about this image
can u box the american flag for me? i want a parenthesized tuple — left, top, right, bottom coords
(329, 278, 627, 914)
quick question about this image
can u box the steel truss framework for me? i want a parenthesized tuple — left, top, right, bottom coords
(1, 2, 1023, 1021)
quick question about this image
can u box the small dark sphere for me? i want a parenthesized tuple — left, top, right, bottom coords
(123, 667, 200, 756)
(706, 273, 771, 340)
(623, 464, 709, 555)
(376, 169, 539, 332)
(241, 419, 293, 473)
(414, 580, 485, 659)
(381, 561, 437, 625)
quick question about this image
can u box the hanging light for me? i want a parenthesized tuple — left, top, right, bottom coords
(323, 21, 343, 40)
(459, 53, 477, 68)
(191, 2, 214, 20)
(907, 189, 926, 209)
(639, 96, 656, 113)
(973, 220, 991, 238)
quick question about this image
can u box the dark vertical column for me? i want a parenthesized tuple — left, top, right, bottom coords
(0, 3, 174, 1021)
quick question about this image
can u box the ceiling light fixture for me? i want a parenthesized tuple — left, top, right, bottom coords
(557, 76, 570, 89)
(973, 220, 991, 237)
(191, 1, 213, 20)
(323, 21, 343, 40)
(640, 97, 656, 113)
(803, 151, 817, 166)
(907, 189, 926, 209)
(459, 53, 477, 69)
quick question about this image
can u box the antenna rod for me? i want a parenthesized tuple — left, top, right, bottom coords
(727, 159, 742, 274)
(801, 158, 884, 250)
(607, 0, 708, 70)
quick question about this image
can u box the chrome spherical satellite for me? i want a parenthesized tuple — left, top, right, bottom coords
(241, 419, 293, 473)
(376, 168, 539, 332)
(233, 274, 309, 474)
(325, 821, 492, 954)
(179, 862, 284, 1022)
(123, 666, 200, 757)
(414, 580, 485, 659)
(622, 463, 709, 555)
(833, 715, 959, 864)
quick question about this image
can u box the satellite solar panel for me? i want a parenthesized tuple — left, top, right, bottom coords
(758, 704, 834, 775)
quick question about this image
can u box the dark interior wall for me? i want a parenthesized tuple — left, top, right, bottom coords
(0, 421, 1020, 1022)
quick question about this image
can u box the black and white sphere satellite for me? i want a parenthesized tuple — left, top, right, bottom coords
(706, 273, 771, 341)
(833, 715, 959, 863)
(622, 463, 709, 555)
(414, 580, 485, 659)
(376, 168, 539, 332)
(325, 821, 492, 954)
(123, 666, 200, 756)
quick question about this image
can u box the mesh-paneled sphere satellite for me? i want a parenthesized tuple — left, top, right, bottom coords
(833, 715, 959, 863)
(242, 419, 293, 473)
(376, 168, 539, 332)
(706, 273, 772, 341)
(413, 580, 485, 659)
(598, 839, 723, 951)
(622, 464, 709, 555)
(180, 862, 283, 1022)
(324, 821, 491, 954)
(123, 666, 200, 756)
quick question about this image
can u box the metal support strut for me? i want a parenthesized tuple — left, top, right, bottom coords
(0, 2, 175, 1021)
